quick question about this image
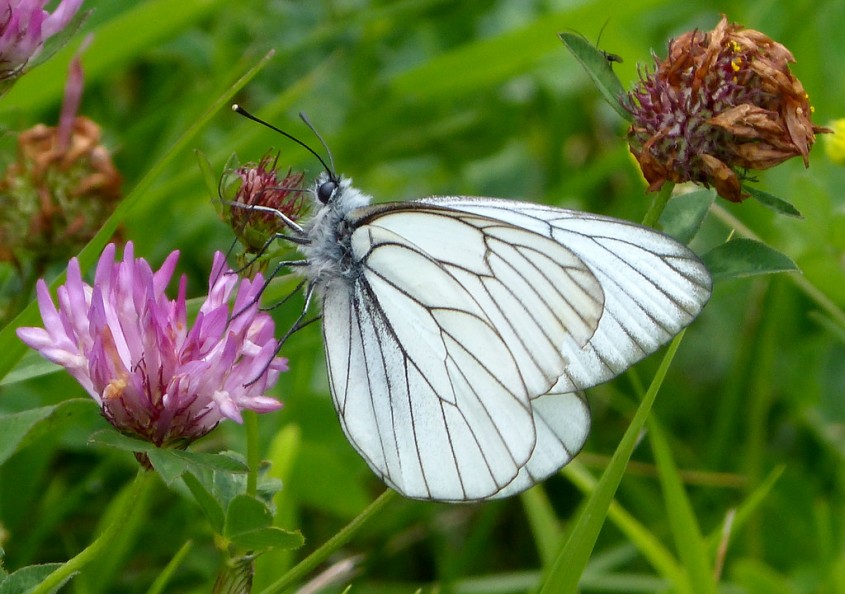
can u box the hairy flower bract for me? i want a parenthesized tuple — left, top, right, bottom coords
(221, 152, 306, 253)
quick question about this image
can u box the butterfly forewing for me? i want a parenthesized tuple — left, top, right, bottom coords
(416, 198, 712, 392)
(359, 208, 611, 399)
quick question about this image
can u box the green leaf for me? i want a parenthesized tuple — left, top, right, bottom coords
(659, 190, 716, 244)
(183, 472, 225, 534)
(702, 239, 800, 281)
(89, 429, 156, 453)
(539, 333, 686, 593)
(225, 494, 272, 538)
(89, 430, 248, 484)
(229, 527, 305, 552)
(211, 455, 252, 511)
(149, 449, 248, 485)
(0, 564, 68, 594)
(744, 186, 803, 219)
(558, 32, 630, 121)
(0, 400, 93, 466)
(648, 419, 718, 594)
(146, 449, 193, 485)
(166, 450, 249, 473)
(194, 149, 221, 204)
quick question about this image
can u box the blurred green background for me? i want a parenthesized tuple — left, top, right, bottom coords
(1, 0, 844, 592)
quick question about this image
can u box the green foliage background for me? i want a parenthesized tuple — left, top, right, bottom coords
(1, 0, 844, 592)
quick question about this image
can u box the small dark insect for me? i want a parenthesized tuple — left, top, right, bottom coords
(600, 48, 624, 65)
(596, 19, 623, 66)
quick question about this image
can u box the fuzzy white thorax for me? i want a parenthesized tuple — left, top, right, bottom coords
(298, 174, 372, 286)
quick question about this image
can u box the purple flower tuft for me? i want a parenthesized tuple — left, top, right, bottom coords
(17, 242, 286, 447)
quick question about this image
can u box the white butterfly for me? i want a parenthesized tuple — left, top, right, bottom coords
(233, 108, 712, 502)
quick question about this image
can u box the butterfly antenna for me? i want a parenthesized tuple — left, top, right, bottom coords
(298, 112, 336, 177)
(231, 104, 335, 177)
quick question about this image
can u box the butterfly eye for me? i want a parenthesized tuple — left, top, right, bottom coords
(317, 180, 337, 204)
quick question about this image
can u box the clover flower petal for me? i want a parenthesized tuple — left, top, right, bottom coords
(17, 242, 286, 447)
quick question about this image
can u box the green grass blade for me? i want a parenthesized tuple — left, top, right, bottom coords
(539, 332, 685, 594)
(731, 559, 800, 594)
(254, 425, 304, 590)
(648, 418, 718, 594)
(145, 541, 193, 594)
(0, 400, 93, 466)
(521, 486, 561, 568)
(390, 11, 579, 102)
(705, 465, 784, 553)
(29, 470, 155, 594)
(562, 461, 685, 587)
(257, 489, 398, 594)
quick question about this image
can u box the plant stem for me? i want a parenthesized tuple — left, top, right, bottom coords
(32, 469, 154, 594)
(258, 489, 398, 594)
(245, 410, 259, 497)
(641, 182, 674, 228)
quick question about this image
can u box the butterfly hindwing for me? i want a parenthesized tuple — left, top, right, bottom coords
(491, 390, 590, 499)
(323, 257, 538, 501)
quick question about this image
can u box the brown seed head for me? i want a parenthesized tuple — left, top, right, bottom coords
(626, 15, 829, 202)
(0, 116, 121, 264)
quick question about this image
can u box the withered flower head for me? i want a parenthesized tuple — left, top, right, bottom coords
(626, 15, 829, 202)
(220, 152, 306, 254)
(0, 46, 120, 267)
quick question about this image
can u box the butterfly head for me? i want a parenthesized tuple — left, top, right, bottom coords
(312, 172, 371, 213)
(316, 173, 339, 205)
